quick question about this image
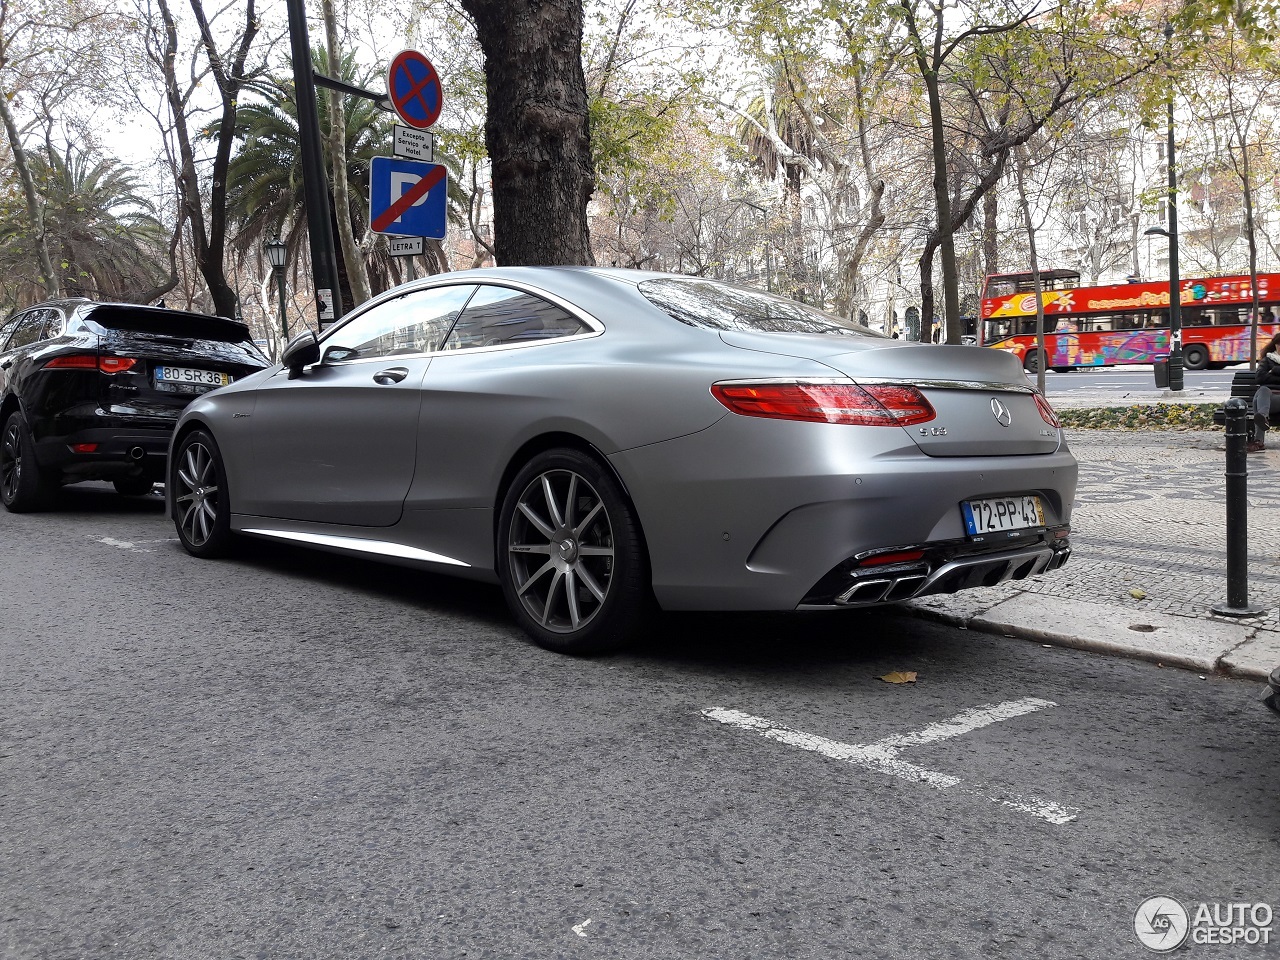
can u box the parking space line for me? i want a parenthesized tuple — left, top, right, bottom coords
(703, 699, 1078, 825)
(87, 536, 179, 553)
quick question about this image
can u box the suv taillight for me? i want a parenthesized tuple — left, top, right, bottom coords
(44, 354, 137, 374)
(711, 381, 936, 426)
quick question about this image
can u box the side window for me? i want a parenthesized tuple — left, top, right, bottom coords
(0, 314, 25, 351)
(323, 285, 476, 362)
(41, 308, 64, 339)
(441, 286, 591, 351)
(5, 311, 48, 351)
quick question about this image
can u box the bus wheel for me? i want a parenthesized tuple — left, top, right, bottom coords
(1183, 345, 1209, 371)
(1023, 350, 1043, 374)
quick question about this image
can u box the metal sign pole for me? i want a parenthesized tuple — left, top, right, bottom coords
(285, 0, 343, 327)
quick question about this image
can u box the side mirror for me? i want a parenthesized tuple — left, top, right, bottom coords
(281, 330, 319, 378)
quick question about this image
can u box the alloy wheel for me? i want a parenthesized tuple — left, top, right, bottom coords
(0, 419, 21, 504)
(507, 469, 615, 634)
(174, 440, 220, 547)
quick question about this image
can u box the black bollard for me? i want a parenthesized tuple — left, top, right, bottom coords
(1212, 397, 1265, 617)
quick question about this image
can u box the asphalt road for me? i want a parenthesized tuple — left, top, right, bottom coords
(2, 485, 1277, 959)
(1038, 366, 1234, 397)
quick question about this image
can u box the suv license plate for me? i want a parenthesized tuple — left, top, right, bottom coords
(154, 366, 231, 387)
(962, 495, 1045, 536)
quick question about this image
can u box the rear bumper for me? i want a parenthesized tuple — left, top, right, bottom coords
(798, 530, 1071, 608)
(35, 425, 174, 481)
(609, 414, 1078, 612)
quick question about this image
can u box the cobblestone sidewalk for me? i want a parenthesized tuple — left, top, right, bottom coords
(909, 425, 1280, 680)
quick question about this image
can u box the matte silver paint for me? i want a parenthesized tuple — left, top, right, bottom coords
(170, 267, 1078, 612)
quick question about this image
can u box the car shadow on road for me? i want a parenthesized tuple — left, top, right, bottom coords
(43, 482, 167, 515)
(632, 606, 945, 672)
(218, 534, 515, 630)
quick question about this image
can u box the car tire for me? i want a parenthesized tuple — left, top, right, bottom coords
(171, 429, 235, 558)
(0, 411, 54, 512)
(1183, 345, 1209, 371)
(1023, 350, 1043, 374)
(498, 448, 648, 655)
(113, 477, 154, 497)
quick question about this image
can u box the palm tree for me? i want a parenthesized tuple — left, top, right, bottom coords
(225, 47, 467, 298)
(736, 59, 844, 302)
(0, 146, 169, 305)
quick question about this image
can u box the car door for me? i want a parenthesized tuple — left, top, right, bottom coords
(407, 284, 598, 509)
(244, 284, 476, 526)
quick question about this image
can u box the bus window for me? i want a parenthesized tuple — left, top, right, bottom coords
(1210, 307, 1245, 326)
(982, 318, 1014, 342)
(1184, 309, 1208, 326)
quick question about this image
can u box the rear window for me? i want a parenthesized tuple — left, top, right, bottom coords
(638, 278, 884, 338)
(82, 304, 255, 345)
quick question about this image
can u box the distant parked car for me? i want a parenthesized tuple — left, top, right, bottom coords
(167, 267, 1076, 654)
(0, 299, 268, 511)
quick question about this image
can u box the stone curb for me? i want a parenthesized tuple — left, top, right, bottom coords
(904, 594, 1279, 682)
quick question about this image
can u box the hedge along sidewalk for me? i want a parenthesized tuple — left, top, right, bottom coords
(1057, 403, 1221, 431)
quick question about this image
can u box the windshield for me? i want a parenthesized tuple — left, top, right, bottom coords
(638, 278, 884, 338)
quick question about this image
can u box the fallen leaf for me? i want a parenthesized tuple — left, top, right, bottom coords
(1130, 588, 1148, 600)
(880, 671, 918, 684)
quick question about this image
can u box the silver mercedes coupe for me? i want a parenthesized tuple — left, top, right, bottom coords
(168, 267, 1076, 653)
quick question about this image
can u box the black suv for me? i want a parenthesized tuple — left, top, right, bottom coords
(0, 299, 269, 510)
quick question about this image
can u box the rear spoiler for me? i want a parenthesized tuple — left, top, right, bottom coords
(85, 303, 253, 343)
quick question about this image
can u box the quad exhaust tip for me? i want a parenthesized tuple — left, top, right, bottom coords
(833, 544, 1068, 606)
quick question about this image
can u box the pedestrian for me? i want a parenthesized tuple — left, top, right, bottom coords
(1249, 331, 1280, 452)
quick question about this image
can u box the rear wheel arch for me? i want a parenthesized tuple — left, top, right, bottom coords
(495, 444, 651, 653)
(0, 394, 23, 427)
(493, 433, 648, 564)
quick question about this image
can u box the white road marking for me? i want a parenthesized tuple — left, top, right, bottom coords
(703, 698, 1078, 825)
(88, 536, 178, 553)
(572, 918, 592, 937)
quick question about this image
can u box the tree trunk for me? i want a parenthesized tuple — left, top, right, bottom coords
(153, 0, 257, 319)
(321, 0, 371, 306)
(0, 89, 60, 298)
(918, 238, 939, 336)
(460, 0, 594, 266)
(983, 190, 998, 279)
(1013, 146, 1047, 394)
(1241, 143, 1261, 368)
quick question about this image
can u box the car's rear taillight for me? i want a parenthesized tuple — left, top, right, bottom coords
(44, 354, 137, 374)
(711, 381, 935, 426)
(1033, 392, 1061, 428)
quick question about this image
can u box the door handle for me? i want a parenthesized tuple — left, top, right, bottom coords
(373, 366, 409, 385)
(0, 360, 11, 370)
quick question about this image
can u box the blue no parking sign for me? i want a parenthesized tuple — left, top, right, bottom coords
(369, 156, 447, 239)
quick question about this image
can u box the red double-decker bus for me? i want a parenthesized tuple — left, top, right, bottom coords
(979, 269, 1280, 373)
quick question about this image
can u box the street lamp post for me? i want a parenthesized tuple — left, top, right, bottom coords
(1158, 22, 1184, 391)
(265, 239, 289, 350)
